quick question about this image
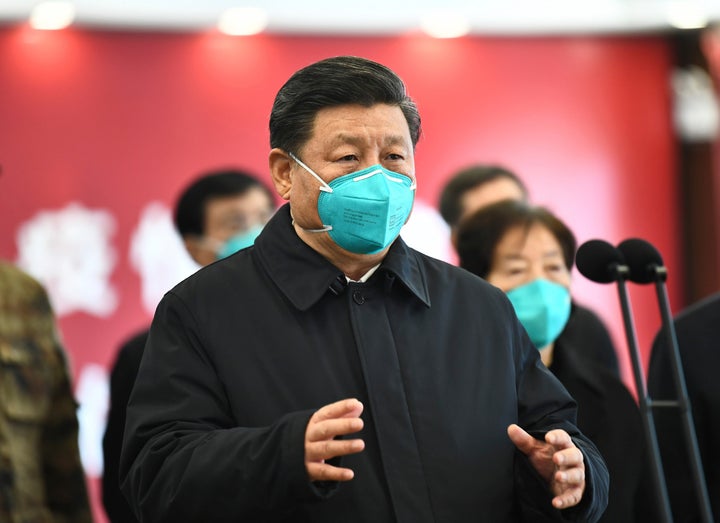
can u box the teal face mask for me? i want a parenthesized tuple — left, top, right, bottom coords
(289, 153, 416, 255)
(505, 278, 571, 349)
(215, 224, 264, 260)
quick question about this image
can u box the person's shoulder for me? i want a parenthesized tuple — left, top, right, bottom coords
(110, 328, 150, 376)
(117, 328, 150, 355)
(170, 248, 257, 295)
(411, 247, 497, 287)
(569, 302, 609, 329)
(674, 292, 720, 329)
(660, 291, 720, 360)
(558, 347, 636, 410)
(408, 247, 510, 309)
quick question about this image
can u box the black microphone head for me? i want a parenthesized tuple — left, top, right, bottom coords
(617, 238, 664, 283)
(576, 239, 626, 283)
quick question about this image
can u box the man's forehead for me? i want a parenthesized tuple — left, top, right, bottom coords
(308, 107, 411, 144)
(205, 191, 271, 215)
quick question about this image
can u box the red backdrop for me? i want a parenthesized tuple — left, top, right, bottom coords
(0, 26, 680, 522)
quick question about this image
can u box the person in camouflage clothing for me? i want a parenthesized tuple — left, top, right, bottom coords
(0, 261, 92, 523)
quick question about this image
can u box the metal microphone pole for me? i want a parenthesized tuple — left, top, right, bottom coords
(575, 240, 673, 523)
(651, 265, 714, 523)
(611, 263, 673, 523)
(618, 238, 714, 523)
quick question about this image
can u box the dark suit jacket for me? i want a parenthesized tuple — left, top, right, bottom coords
(648, 292, 720, 523)
(102, 329, 147, 523)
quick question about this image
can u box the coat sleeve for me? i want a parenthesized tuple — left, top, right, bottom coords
(119, 292, 324, 522)
(40, 300, 93, 523)
(511, 317, 609, 523)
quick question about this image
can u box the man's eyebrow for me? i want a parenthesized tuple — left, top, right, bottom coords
(327, 133, 409, 148)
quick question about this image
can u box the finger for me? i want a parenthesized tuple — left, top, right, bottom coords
(507, 424, 537, 456)
(552, 486, 584, 509)
(306, 438, 365, 462)
(554, 466, 585, 486)
(553, 447, 584, 468)
(307, 417, 364, 442)
(545, 429, 573, 449)
(307, 462, 356, 482)
(312, 398, 364, 424)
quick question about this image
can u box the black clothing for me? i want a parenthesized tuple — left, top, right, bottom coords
(648, 292, 720, 523)
(558, 303, 620, 378)
(551, 338, 658, 522)
(120, 204, 608, 523)
(102, 330, 147, 523)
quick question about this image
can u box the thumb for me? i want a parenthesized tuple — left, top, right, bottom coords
(507, 424, 536, 456)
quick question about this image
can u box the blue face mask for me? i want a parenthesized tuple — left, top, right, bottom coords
(290, 153, 416, 255)
(215, 224, 264, 260)
(505, 278, 571, 350)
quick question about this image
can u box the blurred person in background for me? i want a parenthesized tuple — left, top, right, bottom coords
(456, 200, 658, 523)
(648, 292, 720, 522)
(102, 168, 275, 523)
(0, 260, 93, 522)
(439, 164, 620, 378)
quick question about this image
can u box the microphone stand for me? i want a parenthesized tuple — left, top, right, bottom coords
(650, 266, 714, 523)
(612, 263, 673, 523)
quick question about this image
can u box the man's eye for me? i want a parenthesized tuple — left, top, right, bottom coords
(224, 218, 248, 231)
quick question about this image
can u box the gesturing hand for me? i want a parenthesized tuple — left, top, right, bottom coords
(305, 398, 365, 482)
(507, 424, 586, 509)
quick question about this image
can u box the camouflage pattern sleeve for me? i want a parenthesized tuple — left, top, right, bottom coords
(0, 262, 93, 523)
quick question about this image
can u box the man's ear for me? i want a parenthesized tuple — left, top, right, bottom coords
(269, 148, 293, 201)
(183, 236, 210, 267)
(450, 227, 459, 250)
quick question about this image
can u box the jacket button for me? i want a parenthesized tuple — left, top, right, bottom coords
(352, 291, 365, 305)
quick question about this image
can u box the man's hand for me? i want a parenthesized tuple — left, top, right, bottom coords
(305, 398, 365, 482)
(507, 424, 586, 509)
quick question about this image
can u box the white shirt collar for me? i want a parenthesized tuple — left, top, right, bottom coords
(346, 263, 381, 283)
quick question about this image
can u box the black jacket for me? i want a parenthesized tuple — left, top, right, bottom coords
(558, 302, 620, 378)
(648, 292, 720, 523)
(120, 204, 608, 523)
(551, 338, 658, 523)
(102, 329, 147, 523)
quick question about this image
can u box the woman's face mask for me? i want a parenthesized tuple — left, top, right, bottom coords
(289, 153, 415, 255)
(505, 278, 571, 349)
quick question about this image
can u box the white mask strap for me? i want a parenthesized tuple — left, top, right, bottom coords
(285, 158, 332, 233)
(288, 152, 333, 193)
(290, 213, 332, 234)
(382, 171, 417, 191)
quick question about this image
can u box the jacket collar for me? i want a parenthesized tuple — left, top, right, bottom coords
(254, 204, 431, 311)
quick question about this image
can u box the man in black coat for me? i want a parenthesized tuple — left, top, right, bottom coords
(101, 169, 275, 522)
(120, 56, 609, 522)
(648, 292, 720, 522)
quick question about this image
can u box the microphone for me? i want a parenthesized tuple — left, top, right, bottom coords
(576, 239, 673, 523)
(617, 237, 666, 283)
(575, 239, 627, 283)
(617, 238, 714, 523)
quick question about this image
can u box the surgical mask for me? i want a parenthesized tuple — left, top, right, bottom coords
(215, 224, 264, 260)
(289, 153, 416, 255)
(505, 278, 571, 350)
